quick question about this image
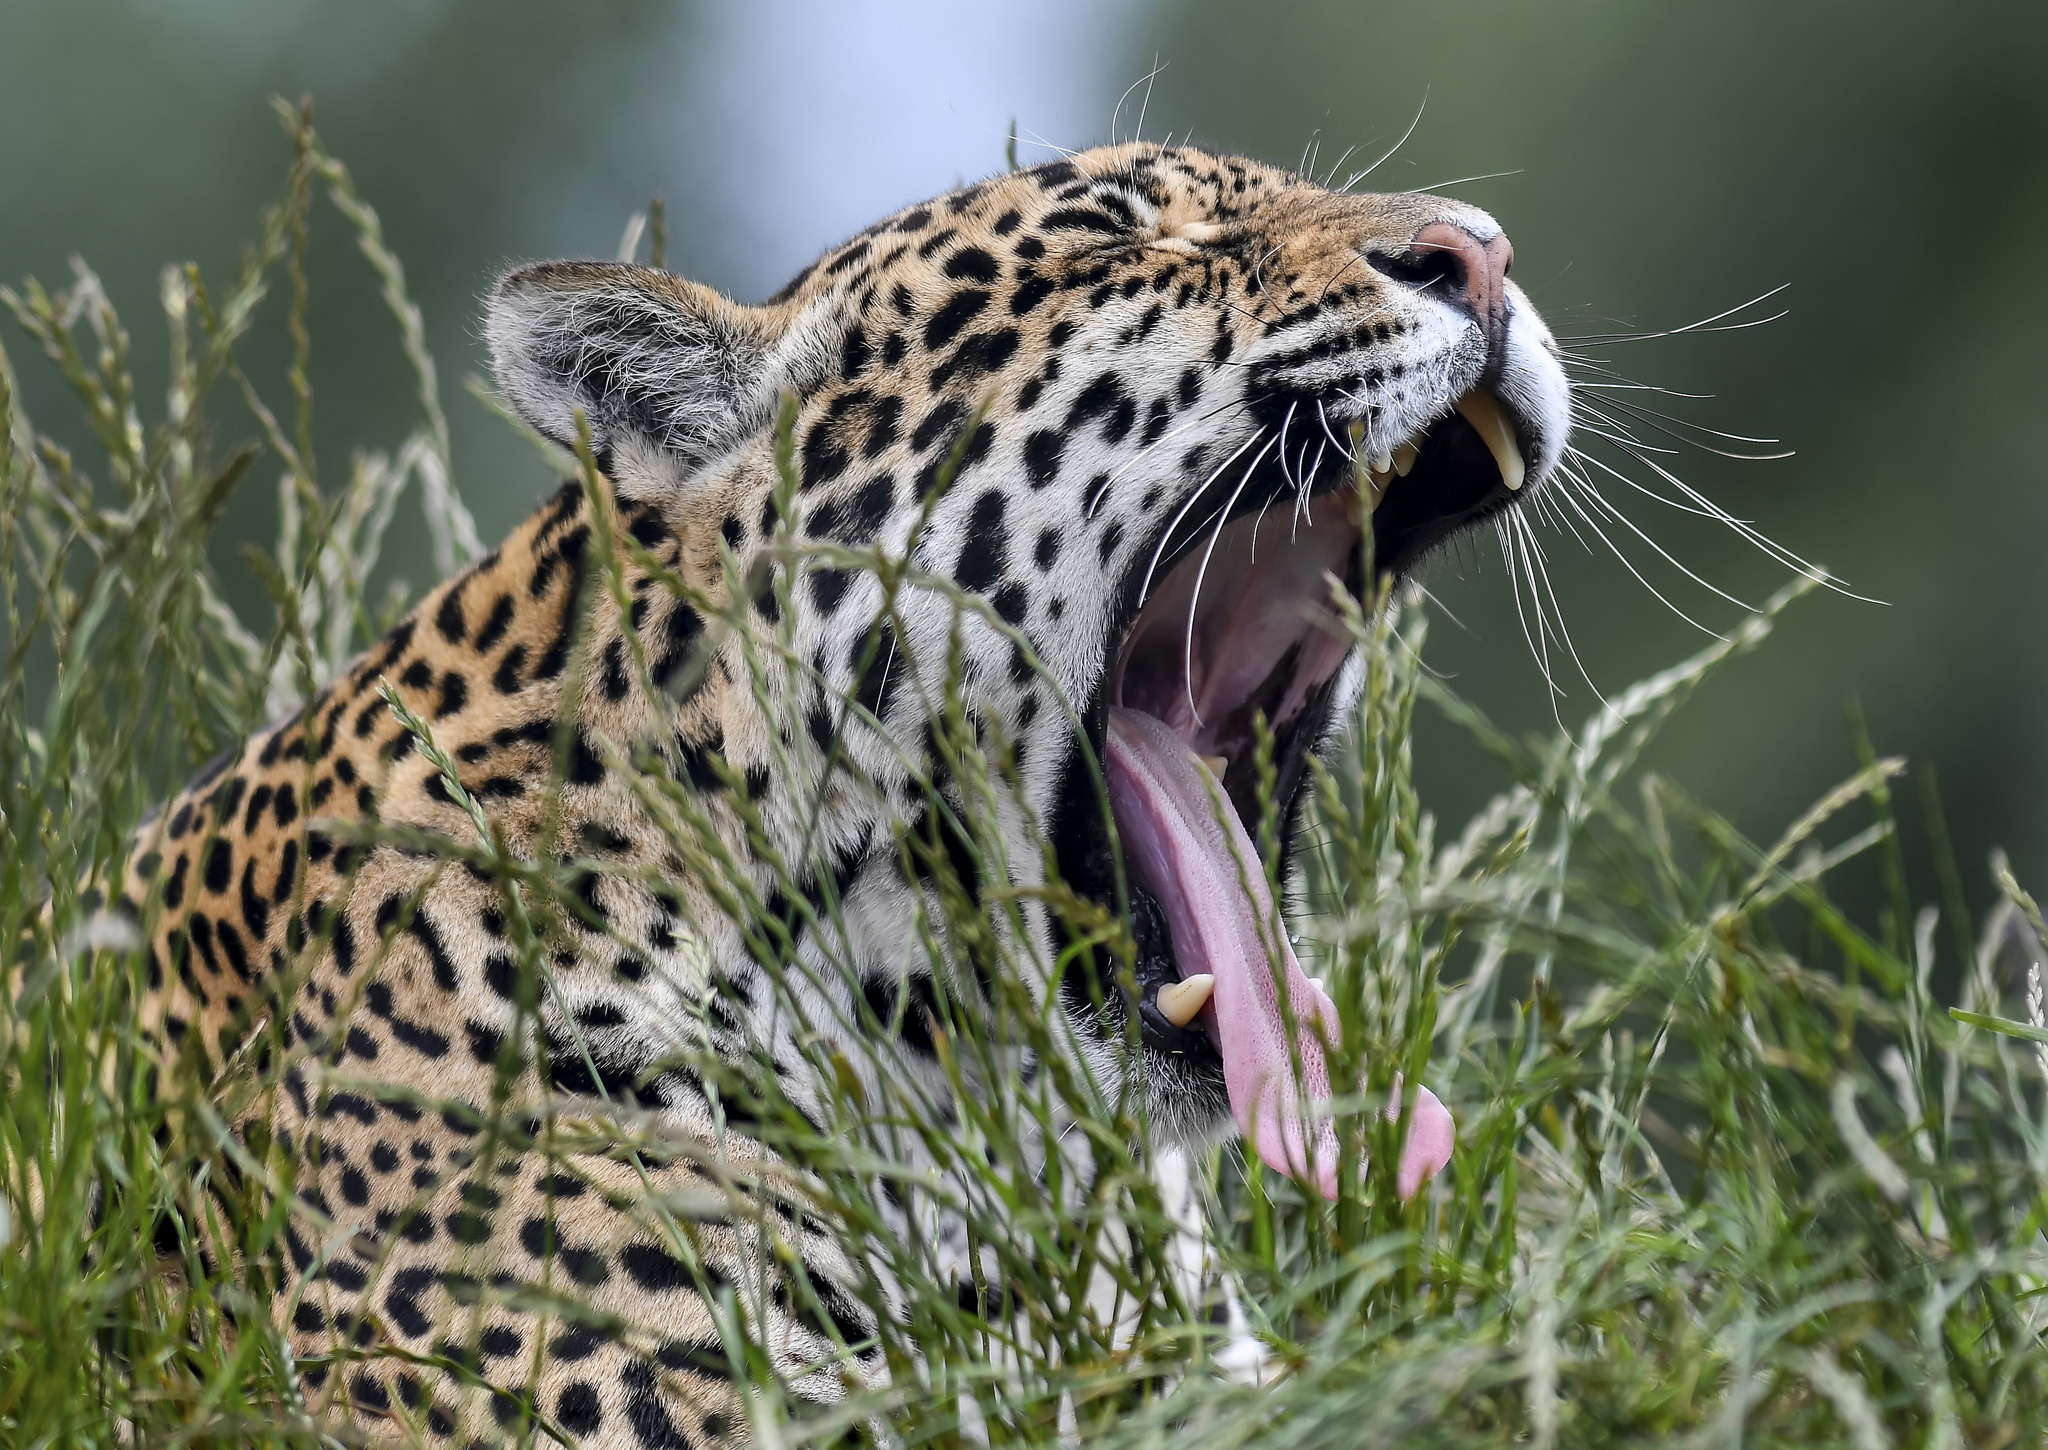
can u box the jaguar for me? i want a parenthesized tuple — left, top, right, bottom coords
(117, 140, 1570, 1445)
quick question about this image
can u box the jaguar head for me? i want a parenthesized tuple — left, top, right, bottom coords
(485, 143, 1569, 1196)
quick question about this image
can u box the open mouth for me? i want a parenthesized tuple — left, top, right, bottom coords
(1098, 388, 1525, 1186)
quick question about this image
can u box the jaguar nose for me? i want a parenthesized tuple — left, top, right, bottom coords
(1409, 221, 1514, 367)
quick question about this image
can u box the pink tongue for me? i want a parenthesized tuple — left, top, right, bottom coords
(1105, 706, 1453, 1199)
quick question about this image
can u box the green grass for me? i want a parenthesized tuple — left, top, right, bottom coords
(3, 106, 2047, 1448)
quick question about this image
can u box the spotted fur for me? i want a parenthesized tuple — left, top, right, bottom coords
(117, 143, 1570, 1445)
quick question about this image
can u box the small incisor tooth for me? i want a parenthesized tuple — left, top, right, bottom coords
(1156, 974, 1215, 1027)
(1198, 754, 1228, 779)
(1371, 450, 1393, 474)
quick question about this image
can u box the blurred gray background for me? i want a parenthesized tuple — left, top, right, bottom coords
(5, 0, 2045, 920)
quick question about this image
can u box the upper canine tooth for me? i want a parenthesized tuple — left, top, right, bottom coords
(1156, 974, 1215, 1027)
(1452, 390, 1527, 493)
(1392, 442, 1418, 477)
(1198, 754, 1228, 779)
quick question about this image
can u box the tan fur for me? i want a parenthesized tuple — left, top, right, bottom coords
(116, 143, 1569, 1445)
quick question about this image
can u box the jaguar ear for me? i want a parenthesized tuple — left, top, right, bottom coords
(486, 261, 816, 484)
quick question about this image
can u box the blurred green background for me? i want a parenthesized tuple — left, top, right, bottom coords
(5, 0, 2046, 924)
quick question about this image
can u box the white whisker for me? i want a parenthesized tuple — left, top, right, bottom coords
(1088, 395, 1254, 516)
(1560, 284, 1791, 344)
(1132, 60, 1160, 155)
(1563, 376, 1717, 402)
(1546, 463, 1726, 637)
(1109, 62, 1166, 154)
(1497, 517, 1558, 712)
(1562, 464, 1752, 620)
(1536, 475, 1594, 555)
(1573, 418, 1682, 457)
(1014, 128, 1082, 163)
(1563, 442, 1740, 523)
(1315, 250, 1372, 306)
(1181, 433, 1281, 726)
(1316, 399, 1348, 457)
(1413, 582, 1468, 634)
(1584, 394, 1794, 459)
(1558, 356, 1723, 402)
(1592, 439, 1876, 602)
(1508, 514, 1561, 707)
(1277, 400, 1300, 490)
(1400, 168, 1525, 194)
(1246, 485, 1280, 567)
(1516, 506, 1612, 716)
(1137, 429, 1269, 607)
(1341, 90, 1429, 191)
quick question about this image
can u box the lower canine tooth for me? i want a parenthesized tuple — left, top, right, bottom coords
(1452, 390, 1527, 493)
(1157, 974, 1215, 1027)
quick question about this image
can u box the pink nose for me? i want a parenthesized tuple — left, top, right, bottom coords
(1410, 221, 1514, 359)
